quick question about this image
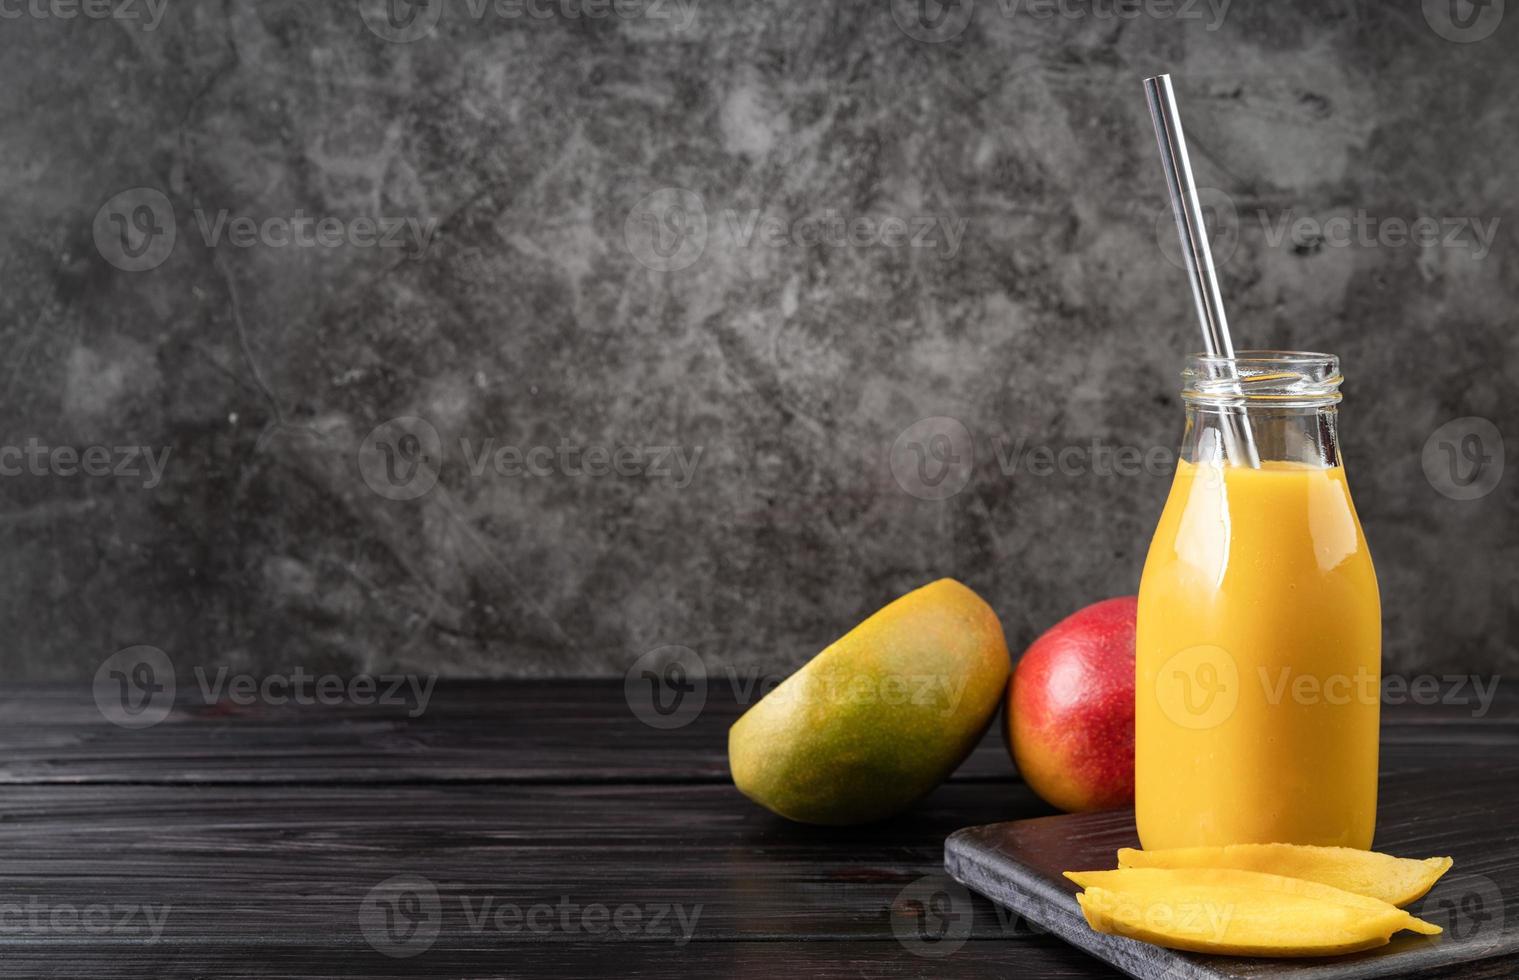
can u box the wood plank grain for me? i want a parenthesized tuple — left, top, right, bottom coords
(0, 765, 1509, 951)
(0, 939, 1125, 979)
(0, 680, 1015, 784)
(0, 681, 1512, 785)
(0, 781, 1060, 946)
(0, 682, 1514, 978)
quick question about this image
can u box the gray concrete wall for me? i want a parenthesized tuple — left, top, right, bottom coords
(2, 1, 1514, 680)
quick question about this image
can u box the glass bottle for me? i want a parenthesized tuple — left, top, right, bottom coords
(1135, 351, 1381, 849)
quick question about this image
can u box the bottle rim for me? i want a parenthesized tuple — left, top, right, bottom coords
(1182, 349, 1343, 407)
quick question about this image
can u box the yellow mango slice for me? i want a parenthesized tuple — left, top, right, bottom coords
(1116, 844, 1453, 907)
(1065, 868, 1441, 957)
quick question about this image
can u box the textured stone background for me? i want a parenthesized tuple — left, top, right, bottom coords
(1, 1, 1514, 680)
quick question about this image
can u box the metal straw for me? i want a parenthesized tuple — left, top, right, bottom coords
(1144, 73, 1259, 468)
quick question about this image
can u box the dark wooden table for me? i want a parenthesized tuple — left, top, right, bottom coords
(2, 681, 1515, 978)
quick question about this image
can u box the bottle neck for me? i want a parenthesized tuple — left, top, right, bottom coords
(1179, 351, 1345, 469)
(1181, 404, 1341, 468)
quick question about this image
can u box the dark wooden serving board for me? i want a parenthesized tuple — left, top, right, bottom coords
(945, 763, 1519, 980)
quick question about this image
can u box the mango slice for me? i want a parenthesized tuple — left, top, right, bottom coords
(1116, 844, 1453, 907)
(1065, 868, 1441, 957)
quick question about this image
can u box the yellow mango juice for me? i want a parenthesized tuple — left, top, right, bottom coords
(1136, 459, 1381, 849)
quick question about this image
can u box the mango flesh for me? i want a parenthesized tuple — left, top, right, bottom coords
(728, 579, 1009, 825)
(1116, 844, 1453, 908)
(1066, 868, 1441, 957)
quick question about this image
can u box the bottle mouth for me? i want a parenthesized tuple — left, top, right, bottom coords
(1182, 350, 1342, 407)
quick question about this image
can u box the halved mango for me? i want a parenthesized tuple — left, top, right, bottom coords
(1066, 868, 1441, 957)
(1116, 844, 1453, 907)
